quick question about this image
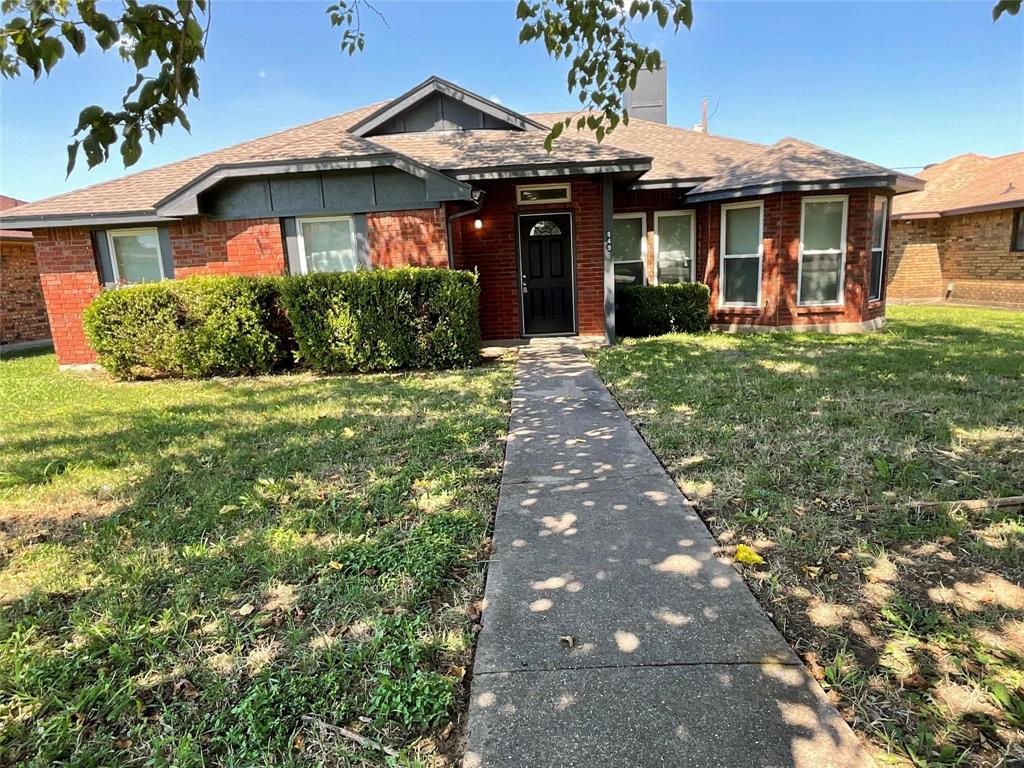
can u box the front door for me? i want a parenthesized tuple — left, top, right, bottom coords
(519, 213, 575, 335)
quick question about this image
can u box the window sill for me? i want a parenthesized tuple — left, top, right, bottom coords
(794, 304, 846, 314)
(717, 305, 762, 313)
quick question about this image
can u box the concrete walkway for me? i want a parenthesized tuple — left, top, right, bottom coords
(465, 340, 872, 768)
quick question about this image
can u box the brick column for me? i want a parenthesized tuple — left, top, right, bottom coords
(33, 227, 101, 365)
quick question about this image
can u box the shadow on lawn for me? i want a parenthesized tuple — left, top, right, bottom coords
(593, 316, 1024, 766)
(0, 364, 511, 766)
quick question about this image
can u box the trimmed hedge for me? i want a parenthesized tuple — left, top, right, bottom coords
(278, 268, 480, 373)
(618, 283, 711, 337)
(83, 269, 480, 379)
(83, 276, 290, 379)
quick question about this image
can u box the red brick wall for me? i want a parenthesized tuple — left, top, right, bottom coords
(1, 239, 51, 345)
(450, 177, 605, 339)
(33, 227, 101, 365)
(705, 189, 884, 328)
(171, 218, 286, 277)
(368, 208, 448, 268)
(887, 218, 946, 301)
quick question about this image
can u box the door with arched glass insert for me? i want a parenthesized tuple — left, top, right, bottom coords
(518, 213, 574, 335)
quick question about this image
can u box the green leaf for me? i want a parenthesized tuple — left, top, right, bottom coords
(75, 105, 105, 133)
(993, 0, 1021, 20)
(65, 139, 80, 176)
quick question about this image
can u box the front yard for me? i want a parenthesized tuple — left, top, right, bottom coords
(592, 305, 1024, 767)
(0, 350, 513, 767)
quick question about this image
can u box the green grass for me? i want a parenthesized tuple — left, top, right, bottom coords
(0, 348, 514, 767)
(591, 305, 1024, 768)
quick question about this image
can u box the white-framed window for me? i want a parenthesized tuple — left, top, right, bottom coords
(798, 196, 848, 307)
(869, 196, 888, 301)
(296, 215, 358, 274)
(106, 228, 166, 284)
(612, 212, 647, 287)
(654, 210, 696, 285)
(719, 201, 763, 307)
(516, 183, 571, 206)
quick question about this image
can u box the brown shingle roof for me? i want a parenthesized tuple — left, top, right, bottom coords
(3, 102, 388, 220)
(528, 111, 765, 182)
(891, 151, 1024, 218)
(369, 128, 649, 175)
(685, 138, 922, 201)
(0, 195, 32, 240)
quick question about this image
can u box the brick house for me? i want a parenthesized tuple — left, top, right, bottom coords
(888, 151, 1024, 308)
(1, 195, 51, 347)
(0, 75, 921, 367)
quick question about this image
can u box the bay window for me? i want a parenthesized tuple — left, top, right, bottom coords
(798, 197, 848, 306)
(870, 197, 888, 301)
(719, 202, 762, 307)
(654, 211, 695, 284)
(106, 228, 166, 284)
(297, 215, 357, 274)
(612, 213, 646, 286)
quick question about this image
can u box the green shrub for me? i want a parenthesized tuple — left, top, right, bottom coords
(84, 276, 290, 379)
(618, 283, 711, 337)
(83, 268, 480, 379)
(279, 268, 480, 373)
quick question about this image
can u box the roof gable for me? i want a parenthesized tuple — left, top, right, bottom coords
(349, 76, 546, 137)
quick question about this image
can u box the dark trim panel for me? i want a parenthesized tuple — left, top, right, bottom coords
(449, 159, 652, 181)
(684, 176, 909, 204)
(2, 211, 174, 229)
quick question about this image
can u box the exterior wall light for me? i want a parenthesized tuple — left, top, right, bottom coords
(474, 218, 483, 230)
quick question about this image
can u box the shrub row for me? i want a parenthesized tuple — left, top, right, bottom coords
(83, 269, 481, 379)
(617, 283, 711, 337)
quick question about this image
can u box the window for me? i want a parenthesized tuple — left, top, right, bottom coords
(798, 196, 848, 306)
(719, 202, 762, 307)
(529, 219, 563, 237)
(612, 213, 646, 287)
(106, 228, 165, 284)
(297, 216, 357, 274)
(516, 183, 571, 205)
(869, 197, 888, 301)
(654, 211, 695, 284)
(1012, 208, 1024, 252)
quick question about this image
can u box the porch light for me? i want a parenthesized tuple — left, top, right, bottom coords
(474, 218, 483, 230)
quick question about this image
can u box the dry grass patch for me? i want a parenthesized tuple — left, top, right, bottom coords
(592, 305, 1024, 767)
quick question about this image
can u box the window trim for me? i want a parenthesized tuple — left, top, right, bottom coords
(869, 196, 888, 302)
(797, 195, 849, 308)
(653, 210, 697, 285)
(516, 182, 572, 206)
(612, 211, 648, 285)
(719, 200, 764, 309)
(295, 214, 357, 275)
(106, 227, 166, 284)
(1012, 208, 1024, 253)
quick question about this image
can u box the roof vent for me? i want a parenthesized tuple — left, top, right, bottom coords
(625, 64, 667, 124)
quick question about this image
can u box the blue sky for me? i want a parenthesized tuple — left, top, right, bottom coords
(1, 0, 1021, 202)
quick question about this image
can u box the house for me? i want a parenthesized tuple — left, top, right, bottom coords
(0, 195, 51, 348)
(0, 74, 922, 367)
(888, 151, 1024, 308)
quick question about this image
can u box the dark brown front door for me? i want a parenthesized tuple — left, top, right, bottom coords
(519, 213, 574, 335)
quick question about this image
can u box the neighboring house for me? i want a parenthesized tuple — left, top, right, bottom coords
(0, 74, 921, 367)
(889, 151, 1024, 308)
(0, 195, 51, 348)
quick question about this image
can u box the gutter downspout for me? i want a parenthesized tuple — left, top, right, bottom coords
(445, 189, 485, 269)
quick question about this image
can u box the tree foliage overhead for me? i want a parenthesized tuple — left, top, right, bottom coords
(0, 0, 1018, 174)
(1, 0, 208, 173)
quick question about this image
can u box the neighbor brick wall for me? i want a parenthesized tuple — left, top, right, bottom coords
(171, 218, 286, 277)
(451, 177, 605, 339)
(368, 208, 448, 268)
(888, 209, 1024, 307)
(33, 227, 101, 365)
(1, 240, 51, 345)
(942, 209, 1024, 307)
(887, 218, 946, 301)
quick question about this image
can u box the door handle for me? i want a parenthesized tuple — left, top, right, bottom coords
(521, 273, 528, 294)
